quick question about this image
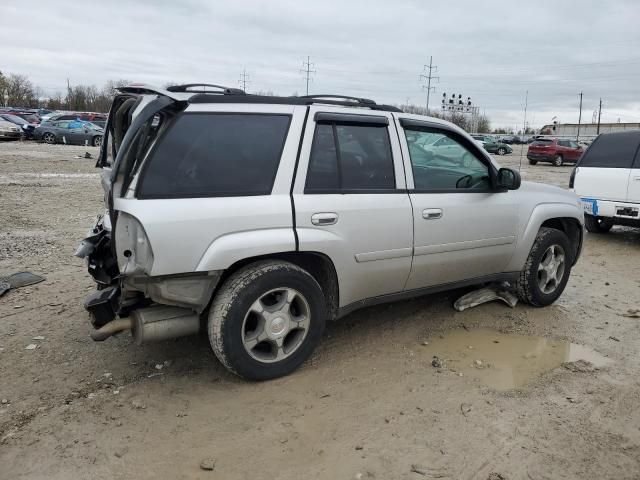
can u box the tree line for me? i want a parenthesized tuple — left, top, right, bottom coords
(0, 71, 129, 113)
(398, 103, 491, 133)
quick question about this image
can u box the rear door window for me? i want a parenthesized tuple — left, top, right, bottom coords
(579, 132, 640, 168)
(138, 113, 291, 198)
(305, 121, 395, 192)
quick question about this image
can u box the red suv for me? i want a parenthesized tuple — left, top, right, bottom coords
(527, 138, 583, 166)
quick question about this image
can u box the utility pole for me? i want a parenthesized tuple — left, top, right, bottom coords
(519, 90, 528, 171)
(577, 91, 583, 141)
(597, 98, 602, 134)
(300, 56, 316, 96)
(419, 56, 439, 113)
(238, 68, 250, 92)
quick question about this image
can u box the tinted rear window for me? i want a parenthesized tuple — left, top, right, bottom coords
(532, 139, 553, 146)
(138, 113, 290, 198)
(579, 132, 640, 168)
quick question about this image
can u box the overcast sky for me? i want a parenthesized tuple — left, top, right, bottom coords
(2, 0, 639, 129)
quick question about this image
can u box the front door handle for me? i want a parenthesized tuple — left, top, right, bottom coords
(311, 212, 338, 226)
(422, 208, 443, 220)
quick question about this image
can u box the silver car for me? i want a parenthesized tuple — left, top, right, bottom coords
(77, 84, 584, 380)
(35, 120, 104, 146)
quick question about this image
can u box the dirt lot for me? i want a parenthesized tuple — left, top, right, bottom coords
(1, 141, 639, 480)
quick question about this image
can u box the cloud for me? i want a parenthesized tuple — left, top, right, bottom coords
(1, 0, 638, 127)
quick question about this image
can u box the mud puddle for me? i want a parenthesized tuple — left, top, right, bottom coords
(424, 328, 611, 390)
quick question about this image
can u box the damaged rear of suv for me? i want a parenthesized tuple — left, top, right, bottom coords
(78, 83, 584, 381)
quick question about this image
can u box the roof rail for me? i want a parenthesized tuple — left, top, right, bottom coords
(166, 83, 245, 95)
(299, 94, 377, 106)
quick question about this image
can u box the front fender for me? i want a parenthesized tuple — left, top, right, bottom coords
(505, 202, 584, 272)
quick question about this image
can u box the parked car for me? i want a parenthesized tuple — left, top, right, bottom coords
(34, 120, 104, 146)
(0, 113, 34, 138)
(571, 130, 640, 232)
(471, 134, 495, 145)
(0, 119, 22, 140)
(527, 138, 583, 166)
(76, 84, 584, 380)
(483, 139, 513, 155)
(499, 135, 518, 144)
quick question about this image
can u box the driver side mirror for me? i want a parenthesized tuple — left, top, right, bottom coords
(497, 168, 521, 190)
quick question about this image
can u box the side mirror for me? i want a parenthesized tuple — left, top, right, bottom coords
(497, 167, 521, 190)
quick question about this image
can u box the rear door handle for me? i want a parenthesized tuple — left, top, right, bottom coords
(311, 212, 338, 226)
(422, 208, 443, 220)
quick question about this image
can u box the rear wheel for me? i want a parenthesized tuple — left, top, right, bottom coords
(552, 154, 563, 167)
(92, 135, 102, 147)
(528, 159, 538, 165)
(584, 214, 613, 233)
(516, 227, 572, 307)
(497, 147, 507, 155)
(43, 132, 56, 144)
(208, 260, 327, 380)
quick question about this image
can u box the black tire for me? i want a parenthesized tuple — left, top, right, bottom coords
(208, 260, 327, 380)
(43, 132, 56, 144)
(552, 154, 563, 167)
(516, 227, 573, 307)
(497, 147, 506, 155)
(584, 214, 613, 233)
(528, 159, 538, 165)
(92, 135, 102, 147)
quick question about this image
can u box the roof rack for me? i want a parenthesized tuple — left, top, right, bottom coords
(166, 83, 245, 95)
(188, 93, 401, 112)
(299, 94, 377, 106)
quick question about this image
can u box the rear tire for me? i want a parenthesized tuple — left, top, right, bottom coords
(92, 135, 102, 147)
(584, 214, 613, 233)
(552, 154, 563, 167)
(208, 260, 327, 380)
(516, 227, 572, 307)
(497, 147, 506, 155)
(528, 159, 538, 165)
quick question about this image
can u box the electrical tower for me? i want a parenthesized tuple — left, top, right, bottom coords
(238, 69, 250, 92)
(419, 56, 439, 113)
(597, 98, 603, 134)
(577, 91, 583, 141)
(300, 56, 316, 95)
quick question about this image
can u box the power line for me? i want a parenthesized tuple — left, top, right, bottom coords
(419, 56, 439, 113)
(238, 68, 251, 92)
(300, 56, 316, 95)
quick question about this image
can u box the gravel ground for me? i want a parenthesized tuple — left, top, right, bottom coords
(1, 141, 639, 480)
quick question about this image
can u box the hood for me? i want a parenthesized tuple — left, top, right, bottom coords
(519, 180, 580, 205)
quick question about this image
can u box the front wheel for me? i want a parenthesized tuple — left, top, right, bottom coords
(528, 159, 538, 165)
(584, 214, 613, 233)
(497, 147, 507, 155)
(92, 135, 102, 147)
(43, 132, 56, 144)
(208, 260, 327, 380)
(516, 227, 572, 307)
(553, 154, 563, 167)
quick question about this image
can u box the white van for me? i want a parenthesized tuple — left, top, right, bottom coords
(572, 131, 640, 232)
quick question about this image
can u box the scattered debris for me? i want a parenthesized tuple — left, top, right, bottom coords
(410, 464, 448, 477)
(422, 341, 429, 346)
(621, 309, 640, 318)
(114, 446, 128, 458)
(155, 363, 164, 370)
(488, 474, 507, 480)
(608, 336, 620, 342)
(355, 445, 363, 450)
(200, 458, 216, 471)
(453, 283, 518, 311)
(562, 360, 596, 373)
(32, 336, 45, 341)
(460, 403, 472, 416)
(0, 272, 45, 297)
(431, 356, 443, 368)
(474, 360, 483, 367)
(131, 400, 146, 410)
(1, 399, 8, 405)
(25, 344, 38, 350)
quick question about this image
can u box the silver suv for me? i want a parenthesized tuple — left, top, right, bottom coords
(77, 84, 584, 380)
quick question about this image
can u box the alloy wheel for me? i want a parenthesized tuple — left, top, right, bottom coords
(537, 244, 566, 294)
(241, 288, 311, 363)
